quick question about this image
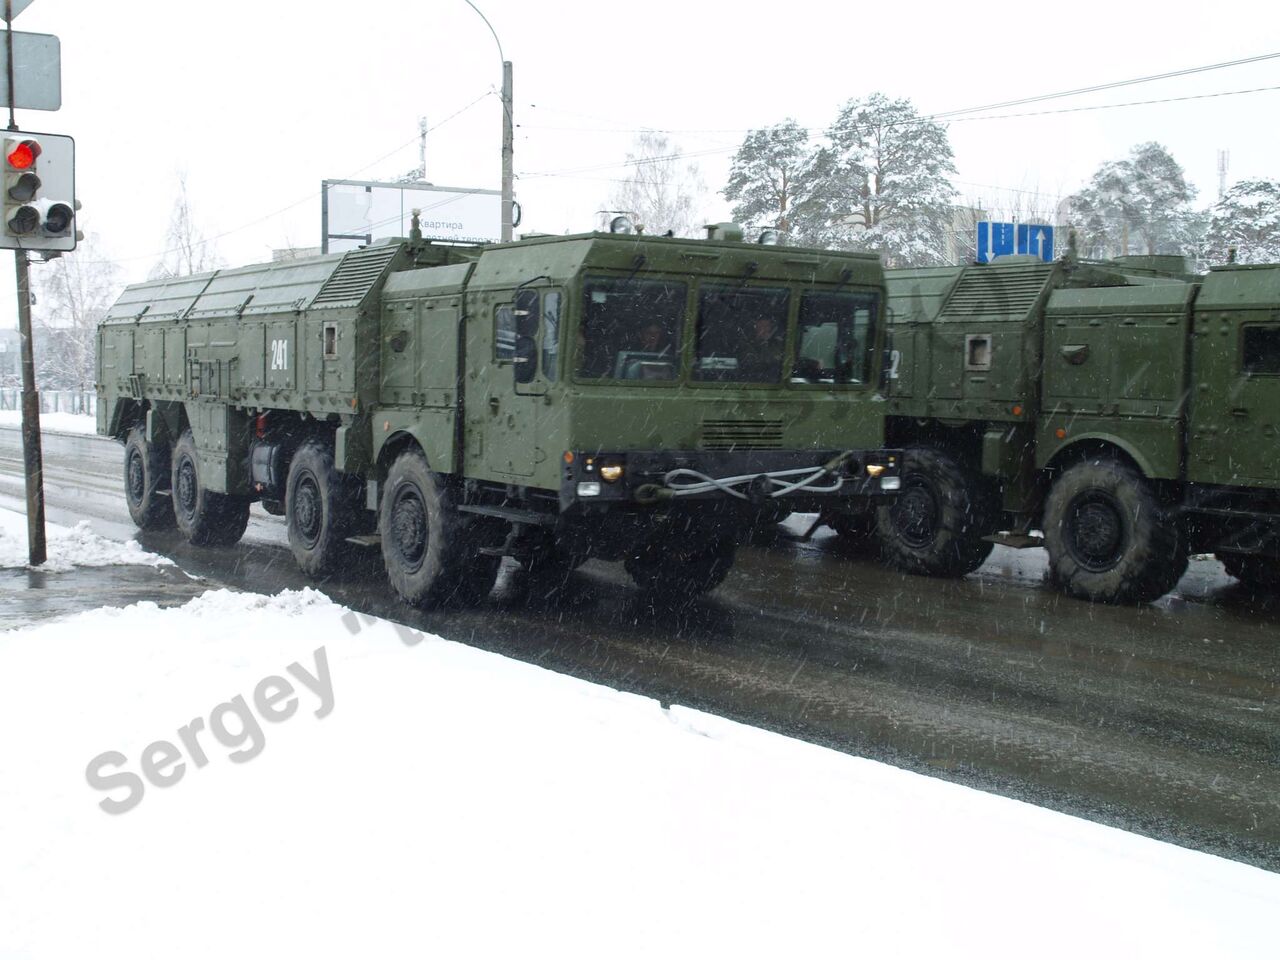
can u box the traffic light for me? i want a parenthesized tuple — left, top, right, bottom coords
(1, 131, 77, 252)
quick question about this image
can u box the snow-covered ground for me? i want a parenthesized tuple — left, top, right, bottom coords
(0, 506, 169, 572)
(0, 409, 98, 434)
(1, 584, 1276, 958)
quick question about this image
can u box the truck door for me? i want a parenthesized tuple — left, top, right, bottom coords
(486, 288, 559, 477)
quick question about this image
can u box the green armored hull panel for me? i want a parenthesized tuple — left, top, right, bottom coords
(886, 259, 1055, 422)
(1186, 264, 1280, 488)
(1036, 282, 1196, 478)
(885, 266, 960, 408)
(99, 243, 411, 421)
(98, 243, 414, 493)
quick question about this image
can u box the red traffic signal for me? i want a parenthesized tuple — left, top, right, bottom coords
(5, 139, 41, 170)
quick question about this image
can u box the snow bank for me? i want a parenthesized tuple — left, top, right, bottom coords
(0, 507, 169, 572)
(0, 587, 1276, 959)
(0, 409, 98, 435)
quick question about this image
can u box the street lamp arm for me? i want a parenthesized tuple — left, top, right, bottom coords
(461, 0, 504, 66)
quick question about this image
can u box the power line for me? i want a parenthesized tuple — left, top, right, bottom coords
(931, 50, 1280, 118)
(520, 83, 1280, 182)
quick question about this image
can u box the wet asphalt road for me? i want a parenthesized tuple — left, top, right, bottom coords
(2, 426, 1278, 871)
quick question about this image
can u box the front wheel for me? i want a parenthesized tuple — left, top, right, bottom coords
(378, 449, 493, 607)
(876, 447, 998, 577)
(123, 426, 174, 530)
(170, 430, 250, 547)
(1043, 458, 1186, 603)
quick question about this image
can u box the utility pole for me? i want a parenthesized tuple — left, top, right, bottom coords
(418, 116, 428, 181)
(14, 249, 44, 563)
(501, 60, 513, 242)
(3, 0, 49, 565)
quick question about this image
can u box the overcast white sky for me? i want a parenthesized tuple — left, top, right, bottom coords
(2, 0, 1278, 327)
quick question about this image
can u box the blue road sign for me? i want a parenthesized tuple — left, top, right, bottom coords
(976, 221, 1054, 263)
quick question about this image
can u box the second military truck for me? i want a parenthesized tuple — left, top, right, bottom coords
(831, 250, 1280, 603)
(98, 221, 901, 606)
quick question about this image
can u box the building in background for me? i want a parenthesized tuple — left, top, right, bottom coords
(0, 329, 20, 387)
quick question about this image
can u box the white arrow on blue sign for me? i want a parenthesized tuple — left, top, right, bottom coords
(976, 221, 1054, 263)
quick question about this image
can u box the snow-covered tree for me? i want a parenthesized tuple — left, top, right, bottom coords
(34, 234, 124, 391)
(790, 93, 958, 266)
(607, 132, 708, 238)
(1201, 179, 1280, 265)
(722, 120, 811, 236)
(1064, 143, 1200, 258)
(149, 172, 223, 280)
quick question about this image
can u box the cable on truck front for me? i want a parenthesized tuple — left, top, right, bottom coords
(632, 451, 900, 504)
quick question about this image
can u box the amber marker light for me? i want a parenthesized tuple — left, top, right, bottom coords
(1012, 405, 1023, 417)
(563, 451, 575, 464)
(1055, 428, 1067, 439)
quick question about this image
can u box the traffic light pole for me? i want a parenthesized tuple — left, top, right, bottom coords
(13, 249, 45, 564)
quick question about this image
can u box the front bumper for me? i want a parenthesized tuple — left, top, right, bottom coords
(559, 448, 902, 511)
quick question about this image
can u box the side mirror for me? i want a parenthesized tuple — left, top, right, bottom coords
(514, 289, 540, 337)
(514, 335, 537, 383)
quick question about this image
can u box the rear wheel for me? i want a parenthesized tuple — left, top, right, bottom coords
(170, 430, 250, 547)
(286, 440, 360, 577)
(876, 447, 997, 577)
(379, 449, 494, 607)
(625, 529, 737, 597)
(1043, 458, 1186, 603)
(123, 426, 174, 530)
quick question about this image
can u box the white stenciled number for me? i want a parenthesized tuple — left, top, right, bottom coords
(270, 339, 289, 371)
(888, 349, 901, 380)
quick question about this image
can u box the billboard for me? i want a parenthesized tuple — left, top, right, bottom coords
(321, 179, 501, 253)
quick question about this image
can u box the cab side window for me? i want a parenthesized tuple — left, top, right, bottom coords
(542, 291, 561, 381)
(495, 304, 516, 362)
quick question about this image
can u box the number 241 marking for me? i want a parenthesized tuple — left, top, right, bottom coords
(270, 339, 289, 371)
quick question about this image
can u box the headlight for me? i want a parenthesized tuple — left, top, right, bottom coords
(865, 463, 885, 478)
(609, 215, 635, 235)
(577, 481, 602, 497)
(880, 476, 902, 491)
(599, 464, 624, 483)
(758, 229, 781, 245)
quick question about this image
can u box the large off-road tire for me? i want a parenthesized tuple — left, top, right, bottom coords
(1218, 553, 1280, 592)
(123, 426, 175, 530)
(876, 447, 998, 577)
(624, 530, 737, 597)
(1043, 458, 1187, 604)
(285, 439, 361, 577)
(378, 449, 494, 607)
(170, 430, 251, 547)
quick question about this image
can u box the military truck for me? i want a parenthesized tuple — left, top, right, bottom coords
(824, 250, 1280, 603)
(97, 220, 901, 606)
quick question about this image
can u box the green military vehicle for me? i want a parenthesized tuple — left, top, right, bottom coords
(827, 249, 1280, 603)
(97, 220, 901, 606)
